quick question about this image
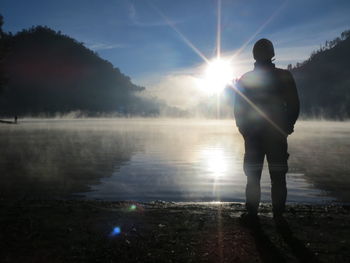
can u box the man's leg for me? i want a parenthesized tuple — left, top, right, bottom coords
(243, 135, 264, 215)
(265, 134, 289, 216)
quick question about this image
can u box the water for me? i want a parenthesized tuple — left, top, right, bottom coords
(0, 118, 349, 203)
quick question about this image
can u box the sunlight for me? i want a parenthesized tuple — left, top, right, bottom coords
(196, 58, 234, 95)
(151, 0, 285, 133)
(200, 146, 229, 200)
(201, 147, 228, 177)
(229, 0, 288, 61)
(150, 3, 209, 63)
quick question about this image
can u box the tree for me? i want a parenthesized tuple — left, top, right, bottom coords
(0, 25, 167, 116)
(0, 14, 8, 94)
(291, 29, 350, 118)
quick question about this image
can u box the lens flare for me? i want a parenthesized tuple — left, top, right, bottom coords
(229, 0, 288, 61)
(149, 3, 209, 64)
(110, 226, 121, 236)
(129, 204, 137, 211)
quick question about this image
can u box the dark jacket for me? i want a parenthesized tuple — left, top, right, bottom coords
(234, 62, 300, 136)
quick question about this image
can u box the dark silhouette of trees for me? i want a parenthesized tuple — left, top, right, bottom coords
(290, 30, 350, 119)
(0, 22, 167, 116)
(0, 14, 8, 94)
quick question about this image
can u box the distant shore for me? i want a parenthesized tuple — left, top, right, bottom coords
(0, 119, 17, 124)
(1, 200, 349, 263)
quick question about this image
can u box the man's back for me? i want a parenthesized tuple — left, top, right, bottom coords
(234, 62, 299, 136)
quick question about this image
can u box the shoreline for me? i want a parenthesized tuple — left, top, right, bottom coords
(1, 200, 349, 262)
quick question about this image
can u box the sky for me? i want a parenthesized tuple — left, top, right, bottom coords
(1, 0, 350, 108)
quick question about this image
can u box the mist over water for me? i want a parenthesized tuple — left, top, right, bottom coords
(0, 118, 348, 203)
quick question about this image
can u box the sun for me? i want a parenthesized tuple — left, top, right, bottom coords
(196, 58, 234, 95)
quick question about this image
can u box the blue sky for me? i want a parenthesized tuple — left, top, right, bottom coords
(1, 0, 350, 107)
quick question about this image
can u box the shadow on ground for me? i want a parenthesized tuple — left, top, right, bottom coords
(0, 201, 348, 262)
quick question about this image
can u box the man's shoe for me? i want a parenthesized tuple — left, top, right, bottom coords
(239, 212, 260, 228)
(273, 213, 288, 230)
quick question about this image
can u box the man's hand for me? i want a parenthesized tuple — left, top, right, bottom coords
(285, 124, 294, 135)
(238, 126, 260, 137)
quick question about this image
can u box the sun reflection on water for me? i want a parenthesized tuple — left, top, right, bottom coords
(199, 146, 233, 200)
(201, 147, 228, 177)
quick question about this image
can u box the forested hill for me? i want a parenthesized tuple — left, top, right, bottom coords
(0, 25, 162, 115)
(290, 30, 350, 118)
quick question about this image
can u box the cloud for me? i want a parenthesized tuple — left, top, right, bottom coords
(127, 2, 183, 27)
(140, 72, 207, 109)
(219, 1, 350, 70)
(87, 42, 126, 51)
(264, 6, 350, 56)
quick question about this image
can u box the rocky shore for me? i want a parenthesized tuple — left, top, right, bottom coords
(1, 200, 349, 262)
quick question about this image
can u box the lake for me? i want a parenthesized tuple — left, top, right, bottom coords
(0, 118, 349, 203)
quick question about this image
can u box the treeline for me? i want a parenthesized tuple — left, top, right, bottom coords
(288, 30, 350, 119)
(0, 15, 180, 116)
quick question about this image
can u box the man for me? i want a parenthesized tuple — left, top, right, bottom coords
(234, 39, 300, 223)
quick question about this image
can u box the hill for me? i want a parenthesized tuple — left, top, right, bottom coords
(290, 30, 350, 118)
(0, 25, 162, 116)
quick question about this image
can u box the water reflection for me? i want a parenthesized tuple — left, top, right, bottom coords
(201, 147, 228, 177)
(0, 119, 347, 203)
(84, 119, 333, 203)
(199, 146, 235, 200)
(0, 119, 142, 198)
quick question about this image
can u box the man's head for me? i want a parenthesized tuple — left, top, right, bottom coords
(253, 38, 275, 61)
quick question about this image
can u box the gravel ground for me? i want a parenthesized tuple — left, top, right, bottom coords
(1, 200, 349, 263)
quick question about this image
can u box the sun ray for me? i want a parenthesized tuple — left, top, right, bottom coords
(230, 84, 287, 136)
(216, 0, 222, 59)
(229, 0, 289, 61)
(149, 3, 210, 64)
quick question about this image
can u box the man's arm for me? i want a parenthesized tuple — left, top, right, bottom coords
(233, 80, 249, 134)
(283, 71, 300, 134)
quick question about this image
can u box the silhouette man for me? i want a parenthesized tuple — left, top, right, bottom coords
(234, 39, 300, 222)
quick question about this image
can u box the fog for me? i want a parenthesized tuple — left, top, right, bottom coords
(0, 118, 349, 203)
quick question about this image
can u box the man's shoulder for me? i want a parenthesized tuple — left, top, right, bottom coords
(274, 67, 293, 78)
(239, 70, 255, 81)
(238, 67, 294, 87)
(238, 70, 256, 86)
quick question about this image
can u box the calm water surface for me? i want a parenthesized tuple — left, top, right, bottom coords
(1, 119, 349, 203)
